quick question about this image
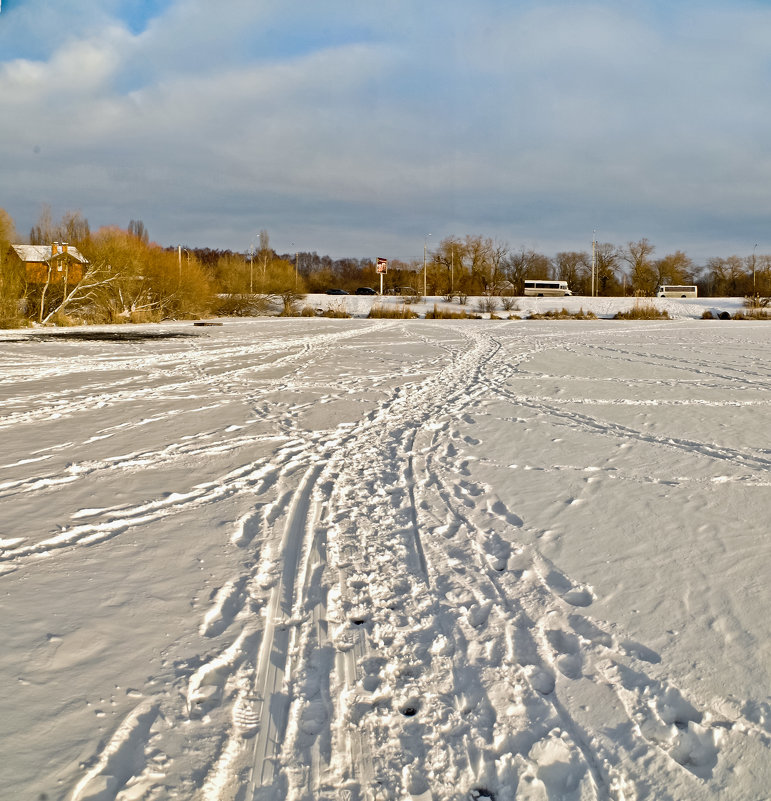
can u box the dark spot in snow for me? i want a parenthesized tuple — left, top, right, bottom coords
(22, 331, 200, 343)
(469, 789, 495, 801)
(400, 705, 418, 717)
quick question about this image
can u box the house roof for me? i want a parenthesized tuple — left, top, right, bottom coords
(11, 244, 88, 264)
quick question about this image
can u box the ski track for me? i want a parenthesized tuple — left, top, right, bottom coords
(2, 321, 768, 800)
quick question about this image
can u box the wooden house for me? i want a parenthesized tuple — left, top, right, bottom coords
(6, 242, 89, 285)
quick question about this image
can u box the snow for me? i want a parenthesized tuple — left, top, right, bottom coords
(0, 300, 769, 801)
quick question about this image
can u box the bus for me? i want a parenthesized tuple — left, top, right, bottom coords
(524, 280, 572, 297)
(656, 285, 698, 298)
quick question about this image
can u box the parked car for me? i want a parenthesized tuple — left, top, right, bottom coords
(326, 289, 349, 295)
(355, 287, 377, 295)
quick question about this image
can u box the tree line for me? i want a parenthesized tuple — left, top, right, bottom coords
(1, 207, 769, 327)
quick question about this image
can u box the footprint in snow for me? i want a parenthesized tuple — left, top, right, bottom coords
(488, 498, 523, 527)
(231, 693, 260, 737)
(484, 532, 511, 572)
(567, 614, 613, 648)
(459, 479, 485, 497)
(544, 628, 584, 679)
(544, 568, 594, 607)
(605, 661, 720, 778)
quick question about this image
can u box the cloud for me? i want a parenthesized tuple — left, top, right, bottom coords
(1, 0, 770, 259)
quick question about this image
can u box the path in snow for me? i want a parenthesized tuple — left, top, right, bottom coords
(0, 318, 769, 801)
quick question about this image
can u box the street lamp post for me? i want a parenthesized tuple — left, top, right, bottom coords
(423, 234, 431, 298)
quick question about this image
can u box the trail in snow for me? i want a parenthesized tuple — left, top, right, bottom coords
(0, 318, 768, 801)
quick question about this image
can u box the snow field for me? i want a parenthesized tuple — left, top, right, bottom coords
(0, 315, 769, 801)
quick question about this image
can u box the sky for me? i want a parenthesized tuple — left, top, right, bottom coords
(1, 0, 770, 262)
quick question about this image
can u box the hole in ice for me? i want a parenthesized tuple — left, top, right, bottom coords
(400, 702, 419, 717)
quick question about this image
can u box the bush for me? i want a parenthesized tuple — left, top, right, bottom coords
(613, 300, 669, 320)
(740, 296, 771, 318)
(278, 289, 306, 316)
(529, 307, 597, 320)
(214, 294, 272, 317)
(424, 304, 480, 319)
(744, 294, 771, 309)
(476, 296, 498, 314)
(322, 302, 351, 318)
(368, 304, 418, 319)
(734, 309, 770, 320)
(47, 310, 80, 326)
(500, 295, 519, 311)
(129, 309, 163, 324)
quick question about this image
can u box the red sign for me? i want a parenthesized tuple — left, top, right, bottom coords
(376, 257, 388, 274)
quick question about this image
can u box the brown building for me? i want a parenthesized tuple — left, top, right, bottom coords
(6, 242, 89, 285)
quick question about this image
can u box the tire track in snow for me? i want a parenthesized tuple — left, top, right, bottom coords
(189, 323, 460, 798)
(0, 324, 397, 567)
(244, 462, 325, 794)
(404, 329, 768, 798)
(195, 325, 501, 800)
(416, 423, 740, 798)
(412, 424, 610, 800)
(0, 324, 389, 436)
(59, 322, 769, 801)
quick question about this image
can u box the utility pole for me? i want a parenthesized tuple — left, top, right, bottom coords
(592, 231, 596, 297)
(423, 234, 431, 297)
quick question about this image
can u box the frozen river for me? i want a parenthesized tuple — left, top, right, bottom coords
(1, 315, 769, 800)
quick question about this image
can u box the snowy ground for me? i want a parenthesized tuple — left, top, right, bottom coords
(0, 300, 769, 801)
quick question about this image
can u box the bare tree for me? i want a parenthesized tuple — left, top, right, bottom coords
(656, 251, 694, 288)
(707, 256, 747, 296)
(503, 248, 551, 295)
(29, 204, 56, 245)
(38, 261, 119, 324)
(594, 243, 621, 295)
(555, 251, 590, 294)
(624, 238, 657, 296)
(128, 219, 149, 245)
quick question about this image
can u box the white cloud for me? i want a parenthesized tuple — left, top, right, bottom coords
(1, 1, 770, 259)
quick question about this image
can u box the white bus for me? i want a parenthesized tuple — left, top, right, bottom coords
(524, 280, 572, 297)
(656, 285, 698, 298)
